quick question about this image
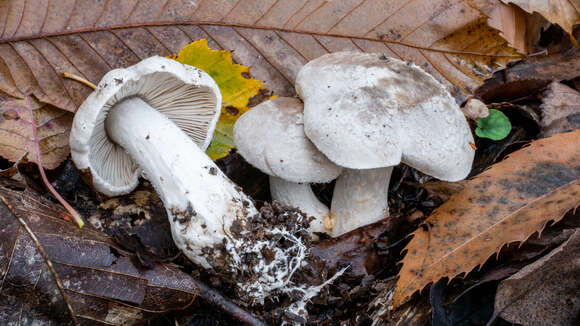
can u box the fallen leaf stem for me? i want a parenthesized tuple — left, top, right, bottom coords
(25, 96, 84, 228)
(62, 72, 97, 90)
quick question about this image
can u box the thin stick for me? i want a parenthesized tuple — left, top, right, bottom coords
(26, 96, 85, 228)
(62, 72, 97, 90)
(194, 280, 267, 326)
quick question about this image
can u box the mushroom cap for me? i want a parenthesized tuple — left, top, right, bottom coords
(295, 52, 474, 181)
(70, 56, 222, 196)
(234, 97, 342, 183)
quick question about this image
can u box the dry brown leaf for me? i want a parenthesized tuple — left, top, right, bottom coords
(394, 130, 580, 307)
(494, 229, 580, 326)
(487, 3, 528, 53)
(503, 0, 580, 39)
(540, 81, 580, 137)
(0, 0, 520, 114)
(0, 95, 72, 169)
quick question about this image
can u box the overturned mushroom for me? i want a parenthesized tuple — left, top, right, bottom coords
(70, 56, 325, 305)
(70, 56, 252, 268)
(234, 97, 342, 235)
(296, 52, 475, 236)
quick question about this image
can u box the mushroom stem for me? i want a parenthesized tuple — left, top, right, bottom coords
(105, 97, 258, 268)
(330, 167, 393, 237)
(269, 176, 331, 234)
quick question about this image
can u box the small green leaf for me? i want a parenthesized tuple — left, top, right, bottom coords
(475, 109, 512, 140)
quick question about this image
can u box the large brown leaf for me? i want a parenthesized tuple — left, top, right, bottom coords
(0, 179, 202, 325)
(0, 0, 520, 113)
(393, 130, 580, 307)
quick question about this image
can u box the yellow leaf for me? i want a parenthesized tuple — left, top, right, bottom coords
(174, 40, 263, 160)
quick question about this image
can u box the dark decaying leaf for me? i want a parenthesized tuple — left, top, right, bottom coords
(539, 81, 580, 137)
(494, 229, 580, 326)
(0, 179, 264, 325)
(311, 217, 396, 278)
(476, 46, 580, 102)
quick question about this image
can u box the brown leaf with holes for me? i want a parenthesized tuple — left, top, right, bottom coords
(0, 179, 202, 324)
(0, 0, 520, 113)
(394, 130, 580, 307)
(0, 94, 72, 169)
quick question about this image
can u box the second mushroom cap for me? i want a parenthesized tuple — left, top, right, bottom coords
(296, 52, 474, 181)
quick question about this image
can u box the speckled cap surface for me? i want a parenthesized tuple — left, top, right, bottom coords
(296, 52, 474, 181)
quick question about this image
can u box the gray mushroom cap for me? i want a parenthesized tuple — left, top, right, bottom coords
(234, 97, 342, 183)
(295, 52, 474, 181)
(70, 56, 221, 197)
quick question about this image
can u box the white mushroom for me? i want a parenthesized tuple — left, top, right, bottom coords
(70, 56, 220, 197)
(69, 56, 257, 268)
(70, 57, 321, 306)
(234, 97, 342, 234)
(296, 52, 475, 236)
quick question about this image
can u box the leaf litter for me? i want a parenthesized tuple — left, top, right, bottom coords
(1, 1, 580, 325)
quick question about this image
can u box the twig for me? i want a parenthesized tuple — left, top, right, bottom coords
(194, 280, 267, 326)
(62, 72, 97, 90)
(25, 96, 84, 228)
(0, 195, 79, 325)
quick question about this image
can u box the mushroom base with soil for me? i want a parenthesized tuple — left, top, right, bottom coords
(104, 97, 336, 306)
(269, 176, 333, 234)
(105, 97, 257, 268)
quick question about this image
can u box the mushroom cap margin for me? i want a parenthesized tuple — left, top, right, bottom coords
(234, 97, 342, 183)
(70, 56, 222, 196)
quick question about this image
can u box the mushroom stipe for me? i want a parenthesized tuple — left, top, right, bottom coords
(70, 56, 344, 319)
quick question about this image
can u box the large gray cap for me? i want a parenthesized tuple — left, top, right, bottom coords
(234, 97, 342, 183)
(295, 52, 474, 181)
